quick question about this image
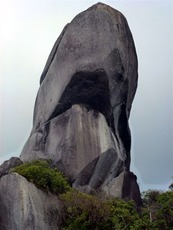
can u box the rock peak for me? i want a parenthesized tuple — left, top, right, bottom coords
(20, 2, 140, 202)
(86, 2, 122, 16)
(89, 2, 111, 9)
(0, 3, 141, 229)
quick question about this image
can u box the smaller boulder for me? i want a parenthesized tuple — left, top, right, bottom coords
(0, 173, 63, 230)
(0, 157, 23, 178)
(101, 170, 142, 206)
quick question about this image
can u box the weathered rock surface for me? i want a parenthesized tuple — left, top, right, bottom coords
(19, 2, 139, 200)
(0, 157, 22, 178)
(0, 173, 63, 230)
(21, 104, 124, 183)
(101, 170, 141, 205)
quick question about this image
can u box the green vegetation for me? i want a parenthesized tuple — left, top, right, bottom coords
(11, 160, 71, 194)
(60, 190, 151, 230)
(60, 190, 111, 230)
(12, 160, 173, 229)
(141, 189, 173, 229)
(60, 189, 173, 230)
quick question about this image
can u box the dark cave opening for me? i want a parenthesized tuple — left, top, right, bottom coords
(48, 69, 112, 127)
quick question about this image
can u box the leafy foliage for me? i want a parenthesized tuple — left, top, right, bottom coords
(141, 189, 161, 206)
(11, 160, 71, 194)
(11, 161, 173, 229)
(60, 190, 110, 230)
(60, 190, 153, 230)
(142, 189, 173, 229)
(155, 191, 173, 229)
(107, 199, 152, 230)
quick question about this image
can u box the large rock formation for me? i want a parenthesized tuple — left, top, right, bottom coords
(0, 3, 141, 229)
(20, 2, 139, 199)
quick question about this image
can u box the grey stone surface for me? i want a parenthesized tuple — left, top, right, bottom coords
(101, 170, 142, 206)
(21, 104, 124, 184)
(20, 2, 140, 201)
(0, 157, 22, 178)
(0, 173, 63, 230)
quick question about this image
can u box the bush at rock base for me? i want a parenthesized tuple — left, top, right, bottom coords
(60, 190, 153, 230)
(11, 160, 71, 194)
(60, 189, 173, 230)
(11, 160, 173, 229)
(60, 190, 110, 230)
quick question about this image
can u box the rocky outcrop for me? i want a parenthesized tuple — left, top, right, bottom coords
(0, 173, 63, 230)
(101, 170, 141, 205)
(20, 3, 139, 201)
(0, 157, 22, 177)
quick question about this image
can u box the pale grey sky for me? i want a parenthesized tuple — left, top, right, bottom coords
(0, 0, 173, 191)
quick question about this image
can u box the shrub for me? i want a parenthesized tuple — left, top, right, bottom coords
(60, 189, 111, 230)
(155, 191, 173, 229)
(141, 189, 173, 229)
(60, 190, 151, 230)
(141, 189, 161, 206)
(11, 160, 71, 194)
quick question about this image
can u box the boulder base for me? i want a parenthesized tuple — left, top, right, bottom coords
(0, 173, 63, 230)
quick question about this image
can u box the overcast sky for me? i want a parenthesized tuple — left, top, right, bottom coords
(0, 0, 172, 192)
